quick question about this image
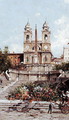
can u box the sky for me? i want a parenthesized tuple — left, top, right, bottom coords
(0, 0, 69, 57)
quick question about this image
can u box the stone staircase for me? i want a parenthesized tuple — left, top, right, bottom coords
(32, 101, 60, 113)
(0, 100, 61, 113)
(0, 73, 10, 87)
(0, 76, 26, 99)
(0, 100, 22, 111)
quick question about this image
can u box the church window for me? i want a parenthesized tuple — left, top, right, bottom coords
(32, 47, 34, 50)
(39, 47, 41, 50)
(44, 34, 48, 40)
(45, 56, 47, 61)
(32, 56, 34, 63)
(26, 35, 29, 40)
(27, 56, 29, 62)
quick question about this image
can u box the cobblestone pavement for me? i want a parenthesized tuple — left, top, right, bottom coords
(0, 109, 69, 120)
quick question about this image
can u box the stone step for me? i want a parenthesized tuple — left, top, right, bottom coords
(0, 104, 58, 108)
(0, 77, 25, 99)
(0, 100, 60, 112)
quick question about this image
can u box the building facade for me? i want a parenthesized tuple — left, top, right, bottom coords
(63, 43, 69, 62)
(52, 57, 63, 65)
(24, 21, 52, 64)
(8, 53, 23, 66)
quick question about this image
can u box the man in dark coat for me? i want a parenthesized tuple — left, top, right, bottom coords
(48, 102, 53, 114)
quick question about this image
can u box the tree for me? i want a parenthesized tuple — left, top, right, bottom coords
(0, 47, 11, 73)
(54, 62, 69, 71)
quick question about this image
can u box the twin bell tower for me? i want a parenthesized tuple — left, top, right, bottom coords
(24, 21, 52, 65)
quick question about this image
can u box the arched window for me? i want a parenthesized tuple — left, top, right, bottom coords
(44, 34, 48, 40)
(26, 35, 29, 40)
(45, 56, 47, 62)
(39, 47, 41, 50)
(32, 56, 34, 63)
(26, 56, 29, 62)
(32, 47, 34, 50)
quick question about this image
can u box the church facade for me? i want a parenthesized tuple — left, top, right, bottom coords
(8, 22, 54, 85)
(24, 21, 52, 65)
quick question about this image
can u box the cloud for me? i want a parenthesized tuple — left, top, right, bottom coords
(35, 12, 41, 17)
(64, 0, 69, 3)
(52, 16, 69, 57)
(55, 16, 67, 25)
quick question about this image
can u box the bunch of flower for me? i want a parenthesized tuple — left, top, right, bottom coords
(8, 82, 59, 101)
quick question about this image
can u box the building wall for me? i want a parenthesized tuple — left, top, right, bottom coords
(64, 45, 69, 62)
(42, 53, 51, 64)
(8, 53, 23, 66)
(9, 65, 52, 83)
(9, 67, 60, 85)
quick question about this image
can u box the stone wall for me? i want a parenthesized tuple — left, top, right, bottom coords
(9, 64, 53, 84)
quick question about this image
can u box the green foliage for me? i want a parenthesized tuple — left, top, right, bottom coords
(54, 62, 69, 71)
(0, 47, 11, 73)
